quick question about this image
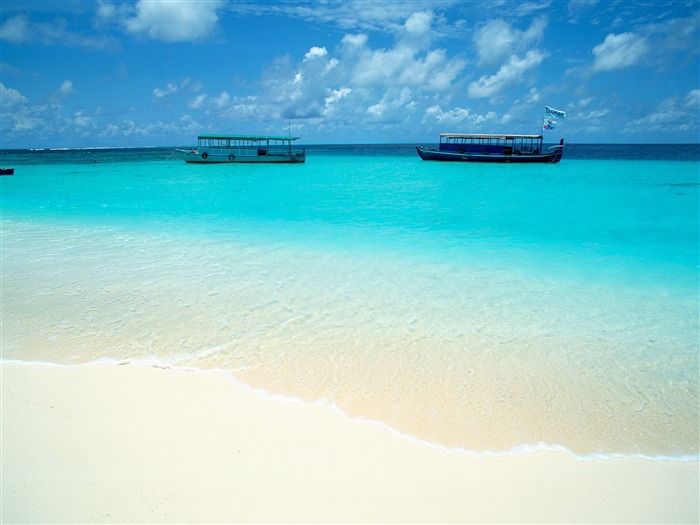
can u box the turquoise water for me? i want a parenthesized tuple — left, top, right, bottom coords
(2, 145, 698, 459)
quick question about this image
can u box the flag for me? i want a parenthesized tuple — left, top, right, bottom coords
(545, 106, 566, 119)
(543, 118, 557, 131)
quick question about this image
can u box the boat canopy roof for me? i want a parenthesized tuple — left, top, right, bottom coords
(440, 133, 543, 140)
(198, 134, 300, 141)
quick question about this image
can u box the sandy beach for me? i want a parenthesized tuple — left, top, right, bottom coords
(1, 361, 698, 524)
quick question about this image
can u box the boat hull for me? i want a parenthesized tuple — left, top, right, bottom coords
(0, 168, 15, 175)
(416, 146, 563, 164)
(178, 150, 305, 164)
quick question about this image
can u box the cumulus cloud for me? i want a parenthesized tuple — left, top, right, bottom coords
(399, 10, 434, 49)
(0, 83, 29, 107)
(153, 83, 178, 98)
(591, 32, 649, 72)
(324, 87, 352, 112)
(366, 87, 416, 123)
(124, 0, 224, 43)
(201, 9, 464, 134)
(343, 34, 463, 91)
(473, 17, 547, 68)
(405, 11, 432, 34)
(98, 114, 203, 141)
(73, 109, 95, 129)
(468, 50, 546, 99)
(304, 46, 328, 61)
(422, 105, 497, 128)
(279, 47, 340, 119)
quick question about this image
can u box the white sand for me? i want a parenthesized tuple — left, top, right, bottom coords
(1, 361, 698, 524)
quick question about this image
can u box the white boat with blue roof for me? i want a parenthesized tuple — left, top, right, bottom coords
(177, 134, 305, 164)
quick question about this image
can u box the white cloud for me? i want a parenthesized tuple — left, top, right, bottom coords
(400, 10, 434, 49)
(58, 80, 76, 97)
(344, 38, 463, 91)
(577, 97, 594, 109)
(644, 11, 700, 57)
(187, 93, 208, 110)
(98, 114, 204, 141)
(153, 83, 178, 98)
(624, 93, 699, 134)
(405, 11, 432, 34)
(366, 88, 415, 122)
(249, 0, 455, 35)
(468, 50, 546, 99)
(0, 15, 30, 44)
(95, 1, 118, 25)
(342, 33, 368, 49)
(47, 80, 77, 104)
(523, 87, 541, 104)
(124, 0, 224, 43)
(10, 106, 50, 133)
(304, 47, 328, 61)
(625, 108, 672, 130)
(683, 89, 700, 111)
(514, 1, 554, 17)
(212, 91, 231, 109)
(73, 109, 95, 129)
(198, 9, 464, 134)
(0, 83, 29, 107)
(177, 78, 204, 95)
(0, 13, 117, 50)
(422, 105, 497, 128)
(324, 87, 352, 113)
(473, 17, 547, 68)
(591, 32, 649, 72)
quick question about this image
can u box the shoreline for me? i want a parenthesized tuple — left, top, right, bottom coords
(3, 358, 698, 464)
(2, 361, 698, 523)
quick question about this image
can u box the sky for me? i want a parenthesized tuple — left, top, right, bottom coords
(1, 0, 699, 148)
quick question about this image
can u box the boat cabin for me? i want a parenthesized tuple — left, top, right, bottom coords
(196, 134, 301, 157)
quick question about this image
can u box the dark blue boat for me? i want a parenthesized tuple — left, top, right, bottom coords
(416, 133, 564, 164)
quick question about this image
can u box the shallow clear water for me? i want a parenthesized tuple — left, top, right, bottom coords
(2, 144, 698, 459)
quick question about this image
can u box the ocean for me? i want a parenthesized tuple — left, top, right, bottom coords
(2, 143, 698, 460)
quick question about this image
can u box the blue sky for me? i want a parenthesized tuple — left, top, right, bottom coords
(1, 0, 699, 148)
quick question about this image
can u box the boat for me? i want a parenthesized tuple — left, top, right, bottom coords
(177, 134, 305, 164)
(0, 168, 14, 175)
(416, 133, 564, 163)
